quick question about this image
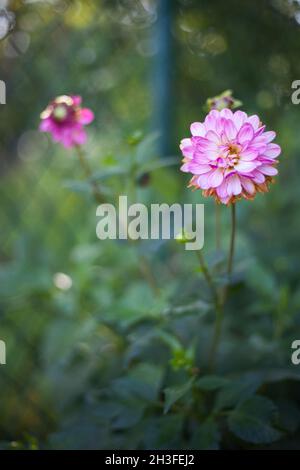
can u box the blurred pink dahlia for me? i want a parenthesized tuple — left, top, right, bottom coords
(39, 95, 94, 148)
(180, 109, 281, 205)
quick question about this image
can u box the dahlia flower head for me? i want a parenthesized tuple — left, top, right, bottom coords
(180, 109, 281, 205)
(39, 95, 94, 148)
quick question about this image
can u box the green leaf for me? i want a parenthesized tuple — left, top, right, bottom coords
(138, 157, 179, 175)
(111, 403, 145, 430)
(228, 396, 282, 444)
(154, 330, 182, 351)
(191, 419, 221, 450)
(277, 401, 300, 433)
(196, 375, 230, 391)
(262, 368, 300, 384)
(164, 378, 195, 414)
(63, 180, 92, 194)
(215, 373, 262, 412)
(136, 131, 160, 163)
(127, 130, 144, 146)
(142, 415, 184, 449)
(90, 167, 128, 181)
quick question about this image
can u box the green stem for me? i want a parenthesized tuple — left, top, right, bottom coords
(208, 203, 237, 370)
(127, 148, 159, 296)
(76, 145, 159, 295)
(196, 250, 218, 304)
(227, 203, 236, 276)
(195, 248, 222, 370)
(139, 254, 161, 296)
(215, 202, 221, 251)
(75, 145, 105, 204)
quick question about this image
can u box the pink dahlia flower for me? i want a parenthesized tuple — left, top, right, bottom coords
(180, 109, 281, 205)
(39, 95, 94, 148)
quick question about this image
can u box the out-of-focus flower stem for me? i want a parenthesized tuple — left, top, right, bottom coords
(127, 147, 160, 296)
(139, 254, 161, 296)
(215, 202, 221, 251)
(208, 301, 223, 371)
(195, 248, 222, 370)
(75, 145, 105, 204)
(75, 145, 159, 295)
(196, 250, 218, 304)
(227, 203, 236, 276)
(208, 203, 237, 370)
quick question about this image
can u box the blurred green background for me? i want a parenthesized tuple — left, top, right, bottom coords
(1, 0, 300, 450)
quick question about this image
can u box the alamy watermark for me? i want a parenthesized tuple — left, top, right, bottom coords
(0, 340, 6, 365)
(291, 80, 300, 104)
(291, 340, 300, 365)
(96, 196, 204, 250)
(0, 80, 6, 104)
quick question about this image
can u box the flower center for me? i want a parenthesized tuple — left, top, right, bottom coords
(227, 143, 241, 155)
(53, 105, 68, 121)
(217, 143, 241, 170)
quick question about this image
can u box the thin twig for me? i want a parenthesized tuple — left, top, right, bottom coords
(75, 145, 105, 204)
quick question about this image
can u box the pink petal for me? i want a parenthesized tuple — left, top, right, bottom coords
(258, 157, 277, 164)
(186, 163, 212, 175)
(247, 115, 260, 130)
(72, 128, 87, 146)
(220, 196, 231, 204)
(263, 144, 281, 158)
(79, 108, 94, 125)
(233, 110, 247, 130)
(205, 148, 220, 160)
(252, 171, 266, 184)
(220, 108, 233, 119)
(216, 181, 228, 199)
(240, 149, 258, 161)
(246, 142, 267, 153)
(180, 139, 194, 158)
(224, 168, 236, 178)
(52, 127, 63, 142)
(235, 160, 258, 173)
(196, 170, 215, 189)
(204, 110, 219, 131)
(205, 130, 221, 144)
(194, 152, 210, 164)
(180, 163, 190, 172)
(61, 130, 74, 148)
(240, 176, 255, 194)
(215, 117, 224, 136)
(223, 119, 237, 141)
(192, 136, 212, 148)
(190, 122, 205, 136)
(39, 118, 53, 132)
(226, 174, 242, 196)
(180, 138, 192, 147)
(251, 135, 271, 145)
(72, 95, 82, 106)
(261, 131, 276, 143)
(254, 125, 266, 137)
(258, 165, 278, 176)
(208, 168, 224, 187)
(237, 123, 254, 144)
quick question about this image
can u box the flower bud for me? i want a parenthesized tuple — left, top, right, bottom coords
(175, 229, 193, 244)
(206, 89, 242, 112)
